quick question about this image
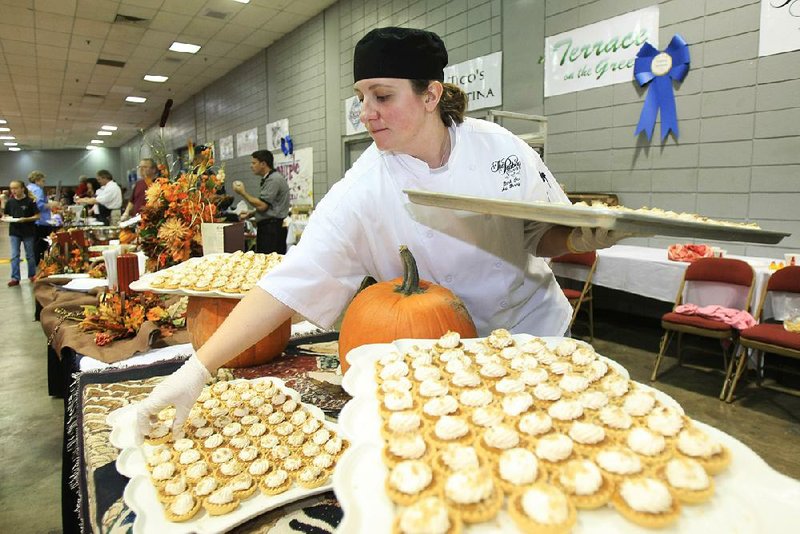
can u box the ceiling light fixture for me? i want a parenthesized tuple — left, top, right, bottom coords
(126, 96, 147, 103)
(4, 142, 18, 146)
(90, 139, 104, 144)
(0, 135, 14, 140)
(101, 125, 118, 131)
(86, 145, 99, 150)
(233, 0, 251, 4)
(0, 119, 6, 124)
(0, 127, 10, 132)
(169, 42, 201, 54)
(144, 74, 169, 83)
(9, 147, 21, 151)
(97, 131, 113, 136)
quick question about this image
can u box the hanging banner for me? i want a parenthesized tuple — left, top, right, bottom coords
(274, 147, 313, 206)
(344, 96, 367, 136)
(218, 135, 234, 161)
(545, 6, 659, 97)
(266, 119, 289, 151)
(444, 51, 503, 111)
(759, 0, 800, 56)
(633, 34, 691, 141)
(235, 127, 259, 157)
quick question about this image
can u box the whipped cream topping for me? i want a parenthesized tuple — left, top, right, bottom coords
(410, 352, 434, 369)
(578, 390, 609, 410)
(440, 444, 480, 471)
(559, 459, 603, 496)
(384, 391, 414, 411)
(502, 392, 534, 416)
(445, 467, 494, 504)
(313, 428, 331, 445)
(520, 338, 547, 354)
(484, 424, 520, 450)
(533, 383, 562, 401)
(240, 414, 260, 426)
(248, 422, 268, 437)
(535, 350, 558, 365)
(451, 370, 481, 388)
(499, 447, 538, 485)
(265, 469, 289, 488)
(381, 377, 413, 394)
(419, 379, 449, 398)
(290, 410, 308, 426)
(313, 453, 334, 470)
(434, 416, 470, 440)
(568, 421, 605, 445)
(472, 406, 505, 427)
(194, 476, 217, 496)
(302, 442, 321, 458)
(601, 375, 630, 398)
(248, 458, 271, 476)
(599, 406, 633, 430)
(550, 361, 573, 376)
(439, 348, 466, 362)
(665, 458, 710, 491)
(555, 339, 578, 357)
(619, 478, 673, 513)
(623, 391, 657, 416)
(520, 486, 570, 524)
(398, 497, 451, 534)
(302, 417, 322, 434)
(287, 432, 306, 447)
(282, 399, 299, 413)
(169, 493, 196, 515)
(559, 373, 590, 393)
(647, 406, 685, 437)
(146, 445, 171, 466)
(584, 359, 609, 382)
(148, 424, 169, 439)
(414, 365, 441, 382)
(195, 427, 214, 439)
(520, 368, 549, 386)
(596, 449, 642, 475)
(479, 362, 508, 378)
(510, 355, 539, 372)
(186, 461, 208, 480)
(496, 377, 525, 394)
(270, 445, 291, 460)
(179, 449, 202, 465)
(165, 475, 187, 496)
(260, 435, 280, 450)
(487, 328, 513, 349)
(173, 438, 194, 452)
(378, 350, 403, 366)
(459, 388, 493, 407)
(423, 395, 459, 416)
(152, 462, 176, 480)
(677, 426, 722, 458)
(388, 411, 422, 433)
(548, 400, 584, 421)
(571, 347, 596, 366)
(222, 422, 243, 437)
(207, 486, 235, 505)
(536, 433, 573, 462)
(380, 361, 409, 381)
(267, 411, 286, 425)
(500, 346, 522, 360)
(220, 460, 243, 476)
(229, 473, 253, 491)
(627, 427, 666, 456)
(324, 436, 344, 455)
(445, 355, 472, 374)
(389, 434, 427, 459)
(238, 446, 259, 462)
(390, 460, 433, 494)
(437, 331, 461, 349)
(518, 412, 553, 436)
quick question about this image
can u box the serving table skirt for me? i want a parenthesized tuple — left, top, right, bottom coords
(69, 332, 345, 534)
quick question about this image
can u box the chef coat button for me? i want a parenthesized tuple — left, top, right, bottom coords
(445, 275, 453, 283)
(426, 230, 434, 238)
(500, 300, 508, 309)
(494, 261, 502, 269)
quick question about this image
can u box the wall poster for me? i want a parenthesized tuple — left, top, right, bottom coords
(444, 51, 503, 111)
(759, 0, 800, 56)
(235, 127, 259, 157)
(544, 6, 660, 97)
(218, 135, 234, 161)
(274, 147, 313, 206)
(266, 119, 289, 151)
(344, 96, 367, 136)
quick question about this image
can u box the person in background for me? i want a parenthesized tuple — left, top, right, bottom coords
(74, 175, 90, 199)
(76, 170, 123, 225)
(121, 158, 158, 220)
(5, 180, 39, 286)
(27, 170, 60, 264)
(232, 150, 290, 254)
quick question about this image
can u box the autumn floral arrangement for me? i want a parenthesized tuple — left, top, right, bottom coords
(35, 229, 98, 279)
(79, 291, 187, 346)
(138, 140, 225, 271)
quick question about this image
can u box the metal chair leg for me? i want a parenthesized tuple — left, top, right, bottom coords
(651, 330, 673, 381)
(676, 332, 684, 366)
(588, 298, 594, 342)
(725, 345, 750, 403)
(720, 342, 739, 400)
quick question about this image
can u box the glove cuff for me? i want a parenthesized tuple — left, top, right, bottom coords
(566, 228, 582, 254)
(188, 354, 213, 382)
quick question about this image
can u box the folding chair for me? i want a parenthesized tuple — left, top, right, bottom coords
(725, 266, 800, 402)
(551, 251, 597, 341)
(650, 257, 755, 399)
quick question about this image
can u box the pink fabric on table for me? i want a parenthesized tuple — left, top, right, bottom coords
(667, 244, 713, 263)
(674, 303, 757, 330)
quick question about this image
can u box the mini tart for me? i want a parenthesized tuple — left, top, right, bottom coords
(508, 484, 577, 534)
(657, 459, 715, 505)
(477, 424, 523, 458)
(145, 424, 172, 445)
(626, 427, 672, 465)
(391, 496, 463, 534)
(295, 465, 330, 489)
(494, 447, 543, 494)
(383, 434, 430, 466)
(554, 459, 614, 510)
(676, 433, 732, 475)
(163, 492, 201, 522)
(260, 468, 293, 495)
(442, 468, 504, 524)
(435, 445, 482, 473)
(426, 417, 475, 448)
(611, 477, 681, 529)
(203, 487, 240, 516)
(229, 473, 258, 500)
(386, 460, 439, 506)
(157, 475, 189, 503)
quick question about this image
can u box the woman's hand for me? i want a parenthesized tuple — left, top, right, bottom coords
(135, 354, 211, 442)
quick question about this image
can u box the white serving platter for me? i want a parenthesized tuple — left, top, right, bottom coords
(335, 335, 800, 534)
(128, 255, 247, 299)
(45, 272, 92, 280)
(108, 377, 337, 534)
(404, 190, 790, 244)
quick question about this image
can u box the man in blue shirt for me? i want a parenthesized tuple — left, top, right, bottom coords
(26, 170, 60, 264)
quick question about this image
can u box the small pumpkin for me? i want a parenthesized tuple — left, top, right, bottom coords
(338, 245, 477, 373)
(186, 295, 291, 368)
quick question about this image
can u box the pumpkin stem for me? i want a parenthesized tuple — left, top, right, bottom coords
(396, 245, 423, 296)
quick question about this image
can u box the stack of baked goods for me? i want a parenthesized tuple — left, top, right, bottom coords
(571, 201, 761, 229)
(142, 377, 347, 522)
(376, 330, 729, 533)
(148, 250, 282, 294)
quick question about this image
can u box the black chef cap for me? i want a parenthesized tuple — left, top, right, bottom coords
(354, 27, 448, 83)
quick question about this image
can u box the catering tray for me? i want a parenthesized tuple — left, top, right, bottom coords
(129, 255, 246, 299)
(335, 335, 800, 534)
(404, 190, 790, 244)
(108, 377, 337, 534)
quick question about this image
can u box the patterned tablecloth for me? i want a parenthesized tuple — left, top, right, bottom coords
(72, 333, 347, 533)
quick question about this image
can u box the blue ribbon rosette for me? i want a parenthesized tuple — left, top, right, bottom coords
(634, 34, 690, 141)
(280, 135, 293, 156)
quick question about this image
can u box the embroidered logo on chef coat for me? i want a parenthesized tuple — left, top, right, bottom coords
(540, 171, 554, 201)
(491, 155, 522, 192)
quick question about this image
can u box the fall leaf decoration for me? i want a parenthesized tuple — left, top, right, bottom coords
(35, 229, 100, 280)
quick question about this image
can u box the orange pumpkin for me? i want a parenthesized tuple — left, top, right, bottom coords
(338, 245, 477, 373)
(186, 295, 291, 368)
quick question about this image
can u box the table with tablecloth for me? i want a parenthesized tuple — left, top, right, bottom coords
(549, 245, 792, 319)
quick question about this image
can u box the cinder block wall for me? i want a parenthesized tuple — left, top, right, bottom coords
(544, 0, 799, 256)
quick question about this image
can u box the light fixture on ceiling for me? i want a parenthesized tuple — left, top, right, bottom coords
(126, 96, 147, 103)
(101, 125, 118, 131)
(9, 147, 21, 151)
(4, 142, 18, 146)
(144, 74, 169, 83)
(169, 42, 201, 54)
(0, 127, 10, 132)
(97, 131, 113, 136)
(86, 145, 100, 150)
(233, 0, 251, 4)
(90, 139, 104, 144)
(0, 119, 6, 124)
(0, 135, 14, 140)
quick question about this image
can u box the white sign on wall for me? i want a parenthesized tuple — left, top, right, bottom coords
(759, 0, 800, 56)
(274, 147, 313, 206)
(344, 96, 367, 136)
(544, 6, 660, 97)
(235, 127, 259, 157)
(218, 135, 234, 161)
(266, 119, 289, 151)
(444, 51, 503, 111)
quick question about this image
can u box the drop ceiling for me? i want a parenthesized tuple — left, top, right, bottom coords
(0, 0, 335, 151)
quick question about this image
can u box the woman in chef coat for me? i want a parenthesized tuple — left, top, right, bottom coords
(136, 27, 630, 436)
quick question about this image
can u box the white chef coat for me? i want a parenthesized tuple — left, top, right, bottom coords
(258, 117, 573, 337)
(95, 180, 123, 210)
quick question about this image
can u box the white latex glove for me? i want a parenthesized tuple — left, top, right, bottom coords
(567, 226, 635, 253)
(135, 355, 211, 443)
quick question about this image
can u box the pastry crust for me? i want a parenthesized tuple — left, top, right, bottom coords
(507, 485, 577, 534)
